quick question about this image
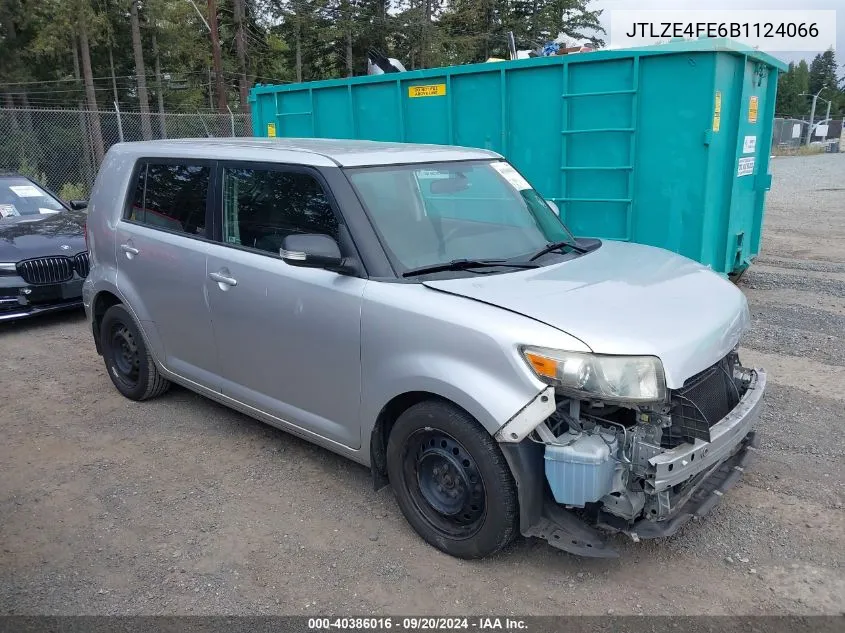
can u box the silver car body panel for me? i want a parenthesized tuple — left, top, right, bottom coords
(423, 240, 750, 389)
(204, 244, 366, 448)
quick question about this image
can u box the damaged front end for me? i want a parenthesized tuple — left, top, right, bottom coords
(497, 350, 766, 557)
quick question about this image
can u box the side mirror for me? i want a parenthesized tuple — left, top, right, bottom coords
(546, 200, 560, 216)
(68, 200, 88, 211)
(281, 234, 346, 271)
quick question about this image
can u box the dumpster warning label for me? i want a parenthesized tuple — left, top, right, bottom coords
(267, 122, 277, 137)
(712, 91, 722, 132)
(737, 157, 755, 177)
(748, 96, 759, 123)
(409, 84, 446, 98)
(743, 135, 757, 154)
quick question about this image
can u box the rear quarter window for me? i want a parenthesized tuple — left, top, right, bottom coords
(126, 162, 210, 237)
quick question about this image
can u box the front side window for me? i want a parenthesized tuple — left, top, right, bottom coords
(0, 177, 64, 217)
(221, 167, 339, 255)
(127, 162, 209, 237)
(346, 160, 575, 271)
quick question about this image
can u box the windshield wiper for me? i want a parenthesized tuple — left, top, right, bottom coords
(402, 258, 539, 278)
(528, 239, 588, 261)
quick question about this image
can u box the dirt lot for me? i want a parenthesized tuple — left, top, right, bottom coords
(1, 153, 843, 616)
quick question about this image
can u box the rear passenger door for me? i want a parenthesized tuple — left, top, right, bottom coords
(115, 160, 219, 388)
(204, 163, 365, 448)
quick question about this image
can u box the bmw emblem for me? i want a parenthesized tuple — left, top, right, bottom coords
(60, 244, 70, 250)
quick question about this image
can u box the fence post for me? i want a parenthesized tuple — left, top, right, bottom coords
(227, 105, 235, 137)
(114, 101, 124, 143)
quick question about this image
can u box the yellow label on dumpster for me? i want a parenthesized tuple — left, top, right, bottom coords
(409, 84, 446, 98)
(748, 96, 759, 123)
(267, 122, 277, 137)
(712, 91, 722, 132)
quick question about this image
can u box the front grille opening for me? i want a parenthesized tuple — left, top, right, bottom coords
(663, 355, 741, 448)
(74, 252, 90, 278)
(14, 253, 89, 285)
(16, 257, 74, 285)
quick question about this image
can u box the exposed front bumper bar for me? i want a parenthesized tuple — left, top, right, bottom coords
(647, 369, 766, 493)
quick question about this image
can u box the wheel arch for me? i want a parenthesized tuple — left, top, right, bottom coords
(91, 290, 123, 354)
(369, 391, 480, 491)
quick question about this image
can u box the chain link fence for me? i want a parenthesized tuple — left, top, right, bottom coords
(0, 107, 250, 199)
(772, 116, 844, 151)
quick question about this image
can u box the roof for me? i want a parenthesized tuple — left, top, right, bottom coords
(109, 137, 501, 168)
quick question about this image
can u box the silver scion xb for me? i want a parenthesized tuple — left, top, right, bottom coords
(83, 138, 766, 559)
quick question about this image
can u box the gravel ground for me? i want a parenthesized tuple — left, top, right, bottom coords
(1, 153, 843, 616)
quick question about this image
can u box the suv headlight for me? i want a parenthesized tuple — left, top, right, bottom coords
(0, 262, 18, 275)
(521, 346, 667, 403)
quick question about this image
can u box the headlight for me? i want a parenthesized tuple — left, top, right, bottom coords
(0, 262, 17, 275)
(521, 346, 667, 403)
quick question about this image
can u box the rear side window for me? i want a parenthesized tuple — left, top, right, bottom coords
(126, 162, 210, 237)
(221, 167, 339, 255)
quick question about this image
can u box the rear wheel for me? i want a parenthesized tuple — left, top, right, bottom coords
(386, 400, 518, 559)
(100, 304, 170, 401)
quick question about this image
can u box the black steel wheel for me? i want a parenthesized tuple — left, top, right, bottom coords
(100, 304, 170, 401)
(404, 429, 487, 539)
(108, 322, 140, 388)
(387, 400, 518, 559)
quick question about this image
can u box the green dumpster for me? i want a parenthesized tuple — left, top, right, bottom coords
(250, 38, 786, 276)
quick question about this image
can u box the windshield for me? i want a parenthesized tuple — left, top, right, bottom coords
(346, 160, 576, 272)
(0, 178, 64, 218)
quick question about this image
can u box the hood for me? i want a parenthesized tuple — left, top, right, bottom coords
(423, 241, 749, 388)
(0, 210, 86, 261)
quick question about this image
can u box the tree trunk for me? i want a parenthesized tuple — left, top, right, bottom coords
(207, 0, 227, 111)
(3, 92, 21, 135)
(78, 17, 105, 164)
(341, 0, 353, 77)
(129, 0, 153, 140)
(72, 38, 95, 190)
(233, 0, 251, 131)
(421, 0, 431, 68)
(295, 18, 303, 82)
(151, 29, 167, 138)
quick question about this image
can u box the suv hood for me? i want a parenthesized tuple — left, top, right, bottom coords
(422, 241, 749, 389)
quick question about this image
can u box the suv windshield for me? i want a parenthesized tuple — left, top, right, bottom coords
(346, 160, 576, 272)
(0, 177, 64, 218)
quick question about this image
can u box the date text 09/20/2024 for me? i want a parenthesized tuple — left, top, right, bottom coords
(308, 617, 527, 630)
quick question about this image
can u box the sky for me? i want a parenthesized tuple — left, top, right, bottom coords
(591, 0, 843, 64)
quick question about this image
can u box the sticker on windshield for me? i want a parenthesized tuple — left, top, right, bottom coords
(9, 185, 43, 198)
(0, 204, 20, 218)
(416, 170, 451, 179)
(490, 162, 531, 190)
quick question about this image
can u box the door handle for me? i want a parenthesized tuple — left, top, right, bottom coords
(120, 243, 139, 258)
(209, 271, 238, 287)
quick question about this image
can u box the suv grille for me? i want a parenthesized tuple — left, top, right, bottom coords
(663, 353, 741, 447)
(73, 252, 90, 278)
(16, 256, 74, 285)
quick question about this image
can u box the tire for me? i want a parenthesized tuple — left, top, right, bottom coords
(386, 400, 518, 559)
(100, 304, 170, 401)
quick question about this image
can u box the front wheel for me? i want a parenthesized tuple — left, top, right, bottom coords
(386, 400, 519, 559)
(100, 304, 170, 401)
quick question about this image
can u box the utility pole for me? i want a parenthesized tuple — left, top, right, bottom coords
(803, 85, 827, 146)
(233, 0, 251, 128)
(207, 0, 227, 111)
